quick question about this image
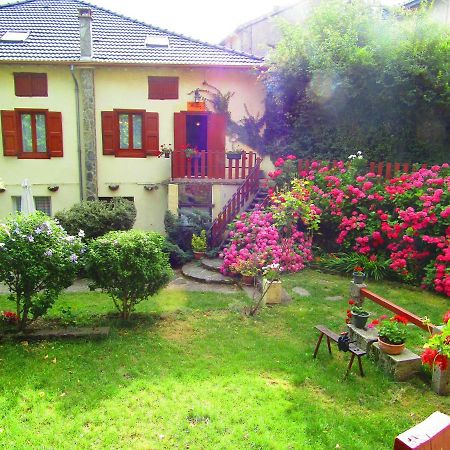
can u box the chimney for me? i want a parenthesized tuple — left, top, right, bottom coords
(78, 8, 93, 59)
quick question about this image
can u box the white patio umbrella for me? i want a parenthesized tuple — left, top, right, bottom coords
(21, 179, 36, 215)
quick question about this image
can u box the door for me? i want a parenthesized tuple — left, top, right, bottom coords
(173, 112, 226, 179)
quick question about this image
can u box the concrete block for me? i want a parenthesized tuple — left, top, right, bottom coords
(432, 366, 450, 396)
(370, 342, 421, 381)
(347, 324, 378, 352)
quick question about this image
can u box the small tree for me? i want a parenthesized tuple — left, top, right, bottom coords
(0, 212, 84, 331)
(85, 230, 172, 320)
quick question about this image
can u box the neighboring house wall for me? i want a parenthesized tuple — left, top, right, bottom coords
(0, 64, 80, 220)
(222, 1, 316, 57)
(0, 63, 265, 231)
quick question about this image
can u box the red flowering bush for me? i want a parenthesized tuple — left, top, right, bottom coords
(220, 208, 313, 276)
(421, 310, 450, 371)
(267, 156, 450, 296)
(0, 311, 19, 325)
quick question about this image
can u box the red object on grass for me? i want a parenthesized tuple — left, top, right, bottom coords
(394, 411, 450, 449)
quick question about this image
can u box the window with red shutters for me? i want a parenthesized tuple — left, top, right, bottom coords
(101, 110, 159, 157)
(1, 109, 63, 158)
(14, 73, 48, 97)
(148, 76, 178, 100)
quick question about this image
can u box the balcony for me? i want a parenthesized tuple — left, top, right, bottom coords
(171, 151, 259, 181)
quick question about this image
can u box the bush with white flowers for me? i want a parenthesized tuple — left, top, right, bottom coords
(0, 212, 84, 330)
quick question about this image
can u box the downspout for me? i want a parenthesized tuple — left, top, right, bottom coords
(70, 64, 84, 201)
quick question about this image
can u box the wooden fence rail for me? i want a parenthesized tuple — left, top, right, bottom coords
(297, 159, 429, 180)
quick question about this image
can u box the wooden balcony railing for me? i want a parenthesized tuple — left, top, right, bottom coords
(171, 151, 257, 180)
(209, 157, 262, 247)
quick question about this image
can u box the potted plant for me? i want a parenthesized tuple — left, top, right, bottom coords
(371, 315, 409, 355)
(348, 300, 370, 329)
(262, 263, 283, 304)
(421, 310, 450, 395)
(226, 149, 243, 161)
(191, 230, 207, 260)
(232, 259, 259, 285)
(352, 266, 366, 284)
(160, 144, 173, 158)
(184, 146, 198, 158)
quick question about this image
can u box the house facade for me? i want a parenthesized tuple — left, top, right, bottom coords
(0, 0, 265, 232)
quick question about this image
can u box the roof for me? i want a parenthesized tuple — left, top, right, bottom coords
(403, 0, 432, 9)
(0, 0, 263, 66)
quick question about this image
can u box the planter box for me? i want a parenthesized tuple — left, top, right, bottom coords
(262, 279, 282, 304)
(432, 366, 450, 396)
(226, 153, 242, 160)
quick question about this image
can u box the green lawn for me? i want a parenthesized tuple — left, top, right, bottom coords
(0, 270, 449, 449)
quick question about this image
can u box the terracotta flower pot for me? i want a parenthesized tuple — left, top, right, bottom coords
(242, 275, 255, 285)
(193, 251, 205, 260)
(378, 337, 405, 355)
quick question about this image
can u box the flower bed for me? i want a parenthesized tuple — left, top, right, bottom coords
(264, 157, 450, 296)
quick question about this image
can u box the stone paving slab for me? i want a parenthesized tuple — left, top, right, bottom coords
(324, 295, 343, 302)
(167, 275, 239, 294)
(200, 258, 223, 272)
(181, 261, 235, 285)
(292, 287, 311, 297)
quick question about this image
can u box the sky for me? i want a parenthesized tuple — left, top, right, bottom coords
(0, 0, 403, 44)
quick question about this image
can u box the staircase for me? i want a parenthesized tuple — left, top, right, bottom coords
(181, 257, 234, 285)
(209, 157, 265, 248)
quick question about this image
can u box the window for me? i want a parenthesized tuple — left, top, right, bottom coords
(119, 113, 143, 150)
(148, 76, 178, 100)
(1, 110, 63, 158)
(1, 31, 30, 42)
(20, 112, 47, 154)
(13, 196, 52, 215)
(14, 73, 48, 97)
(101, 110, 159, 157)
(145, 35, 169, 48)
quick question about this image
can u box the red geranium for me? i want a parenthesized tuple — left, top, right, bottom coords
(393, 315, 409, 325)
(443, 310, 450, 324)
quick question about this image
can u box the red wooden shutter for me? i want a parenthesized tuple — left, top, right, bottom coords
(207, 113, 226, 179)
(14, 73, 32, 97)
(47, 112, 63, 157)
(101, 111, 116, 155)
(144, 112, 159, 156)
(31, 74, 48, 97)
(148, 77, 178, 99)
(173, 112, 187, 179)
(1, 110, 19, 156)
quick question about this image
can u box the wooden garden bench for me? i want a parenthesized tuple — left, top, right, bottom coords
(313, 325, 366, 378)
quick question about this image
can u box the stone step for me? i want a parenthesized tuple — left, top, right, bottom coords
(201, 258, 223, 272)
(182, 261, 235, 285)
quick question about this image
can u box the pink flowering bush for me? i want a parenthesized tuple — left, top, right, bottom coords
(267, 156, 450, 296)
(220, 208, 313, 276)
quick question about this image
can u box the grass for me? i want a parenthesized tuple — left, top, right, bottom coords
(0, 269, 449, 449)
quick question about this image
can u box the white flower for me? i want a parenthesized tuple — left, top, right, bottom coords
(348, 154, 356, 160)
(78, 230, 85, 238)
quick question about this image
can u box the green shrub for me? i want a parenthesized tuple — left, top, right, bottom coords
(85, 230, 172, 320)
(191, 230, 207, 252)
(55, 198, 136, 240)
(164, 210, 211, 252)
(162, 240, 190, 268)
(0, 212, 84, 330)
